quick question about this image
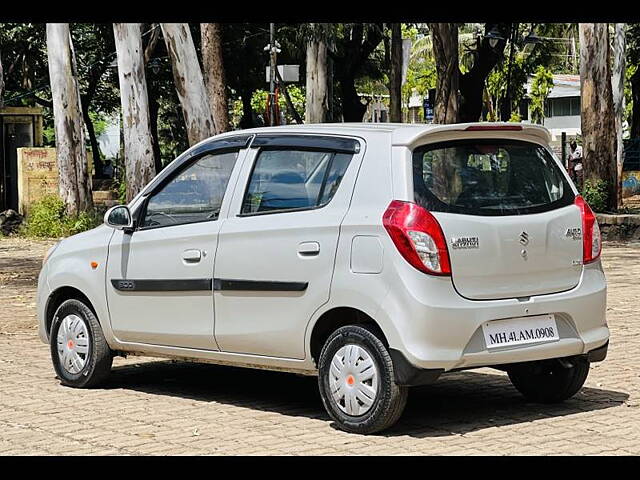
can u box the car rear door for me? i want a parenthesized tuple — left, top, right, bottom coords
(213, 135, 363, 359)
(412, 137, 583, 300)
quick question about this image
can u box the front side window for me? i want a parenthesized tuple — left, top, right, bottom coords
(142, 150, 239, 228)
(413, 139, 573, 216)
(241, 149, 352, 214)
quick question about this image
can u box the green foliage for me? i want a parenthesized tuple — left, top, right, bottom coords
(21, 196, 101, 238)
(529, 65, 554, 124)
(581, 179, 609, 213)
(230, 85, 306, 128)
(509, 111, 522, 122)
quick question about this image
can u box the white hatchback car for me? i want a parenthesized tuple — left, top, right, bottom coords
(38, 123, 609, 434)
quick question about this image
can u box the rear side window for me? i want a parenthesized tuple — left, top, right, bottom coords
(412, 139, 574, 216)
(241, 149, 352, 214)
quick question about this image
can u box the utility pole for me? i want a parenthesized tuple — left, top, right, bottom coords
(502, 23, 518, 122)
(265, 23, 281, 126)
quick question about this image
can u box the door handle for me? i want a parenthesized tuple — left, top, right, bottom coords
(298, 241, 320, 257)
(182, 249, 202, 263)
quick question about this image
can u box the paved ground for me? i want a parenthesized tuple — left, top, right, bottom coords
(0, 236, 638, 455)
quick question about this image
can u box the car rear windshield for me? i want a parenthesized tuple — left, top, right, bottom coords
(412, 139, 574, 216)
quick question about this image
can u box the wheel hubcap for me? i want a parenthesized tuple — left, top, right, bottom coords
(56, 314, 89, 374)
(329, 344, 378, 416)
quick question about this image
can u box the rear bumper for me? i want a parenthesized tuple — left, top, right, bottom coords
(389, 340, 608, 387)
(381, 260, 609, 372)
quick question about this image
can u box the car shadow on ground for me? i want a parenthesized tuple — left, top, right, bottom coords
(106, 359, 629, 438)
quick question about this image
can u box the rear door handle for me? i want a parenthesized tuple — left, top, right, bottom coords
(182, 249, 202, 263)
(298, 241, 320, 257)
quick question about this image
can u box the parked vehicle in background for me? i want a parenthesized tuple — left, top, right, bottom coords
(38, 123, 609, 434)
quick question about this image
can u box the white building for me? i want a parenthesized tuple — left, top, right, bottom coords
(522, 74, 581, 145)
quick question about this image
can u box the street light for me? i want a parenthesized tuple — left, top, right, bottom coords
(485, 26, 505, 49)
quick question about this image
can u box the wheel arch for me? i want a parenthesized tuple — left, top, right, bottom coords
(44, 286, 97, 340)
(308, 306, 389, 367)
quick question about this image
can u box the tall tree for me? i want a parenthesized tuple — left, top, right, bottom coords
(113, 23, 156, 202)
(429, 23, 460, 123)
(161, 23, 215, 145)
(46, 23, 93, 215)
(612, 23, 626, 207)
(0, 50, 4, 107)
(305, 24, 329, 123)
(388, 23, 403, 122)
(142, 23, 163, 173)
(331, 23, 385, 121)
(459, 23, 511, 122)
(201, 23, 230, 133)
(579, 23, 617, 211)
(628, 24, 640, 139)
(73, 23, 119, 179)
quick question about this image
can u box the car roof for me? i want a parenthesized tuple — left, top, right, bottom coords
(210, 122, 552, 148)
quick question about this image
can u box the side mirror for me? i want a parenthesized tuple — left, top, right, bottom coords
(104, 205, 133, 231)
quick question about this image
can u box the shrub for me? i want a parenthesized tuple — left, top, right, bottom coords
(581, 179, 609, 213)
(21, 196, 101, 238)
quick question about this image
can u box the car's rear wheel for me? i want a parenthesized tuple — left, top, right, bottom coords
(50, 299, 113, 388)
(317, 325, 408, 434)
(507, 357, 589, 403)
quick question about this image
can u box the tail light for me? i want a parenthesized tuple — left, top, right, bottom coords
(382, 200, 451, 275)
(574, 195, 601, 264)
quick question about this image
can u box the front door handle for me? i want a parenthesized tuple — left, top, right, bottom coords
(182, 249, 202, 263)
(298, 241, 320, 257)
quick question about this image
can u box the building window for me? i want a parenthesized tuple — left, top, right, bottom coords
(547, 97, 580, 117)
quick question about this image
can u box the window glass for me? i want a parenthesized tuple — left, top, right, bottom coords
(550, 97, 580, 117)
(413, 140, 573, 216)
(241, 149, 352, 214)
(143, 151, 239, 228)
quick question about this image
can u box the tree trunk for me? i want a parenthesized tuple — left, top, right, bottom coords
(46, 23, 93, 215)
(459, 23, 511, 123)
(389, 23, 403, 123)
(113, 23, 156, 203)
(340, 74, 367, 121)
(429, 23, 460, 124)
(238, 89, 256, 129)
(148, 85, 162, 174)
(200, 23, 230, 133)
(579, 23, 617, 211)
(305, 37, 329, 123)
(143, 23, 162, 174)
(0, 50, 4, 108)
(81, 103, 104, 179)
(161, 23, 215, 145)
(612, 23, 626, 208)
(632, 67, 640, 139)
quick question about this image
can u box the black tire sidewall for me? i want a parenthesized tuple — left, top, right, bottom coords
(50, 299, 108, 388)
(318, 325, 404, 434)
(508, 358, 590, 403)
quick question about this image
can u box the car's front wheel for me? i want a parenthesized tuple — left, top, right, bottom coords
(317, 325, 408, 434)
(50, 299, 113, 388)
(507, 357, 590, 403)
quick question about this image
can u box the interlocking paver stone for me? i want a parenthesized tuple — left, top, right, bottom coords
(0, 236, 638, 455)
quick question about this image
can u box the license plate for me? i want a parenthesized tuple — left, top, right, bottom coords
(482, 314, 559, 350)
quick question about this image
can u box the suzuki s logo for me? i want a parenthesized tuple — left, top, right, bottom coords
(519, 231, 530, 246)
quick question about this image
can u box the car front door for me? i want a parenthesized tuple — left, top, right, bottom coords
(106, 144, 245, 350)
(213, 135, 363, 359)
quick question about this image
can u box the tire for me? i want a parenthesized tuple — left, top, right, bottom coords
(507, 357, 590, 404)
(50, 299, 113, 388)
(317, 325, 408, 434)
